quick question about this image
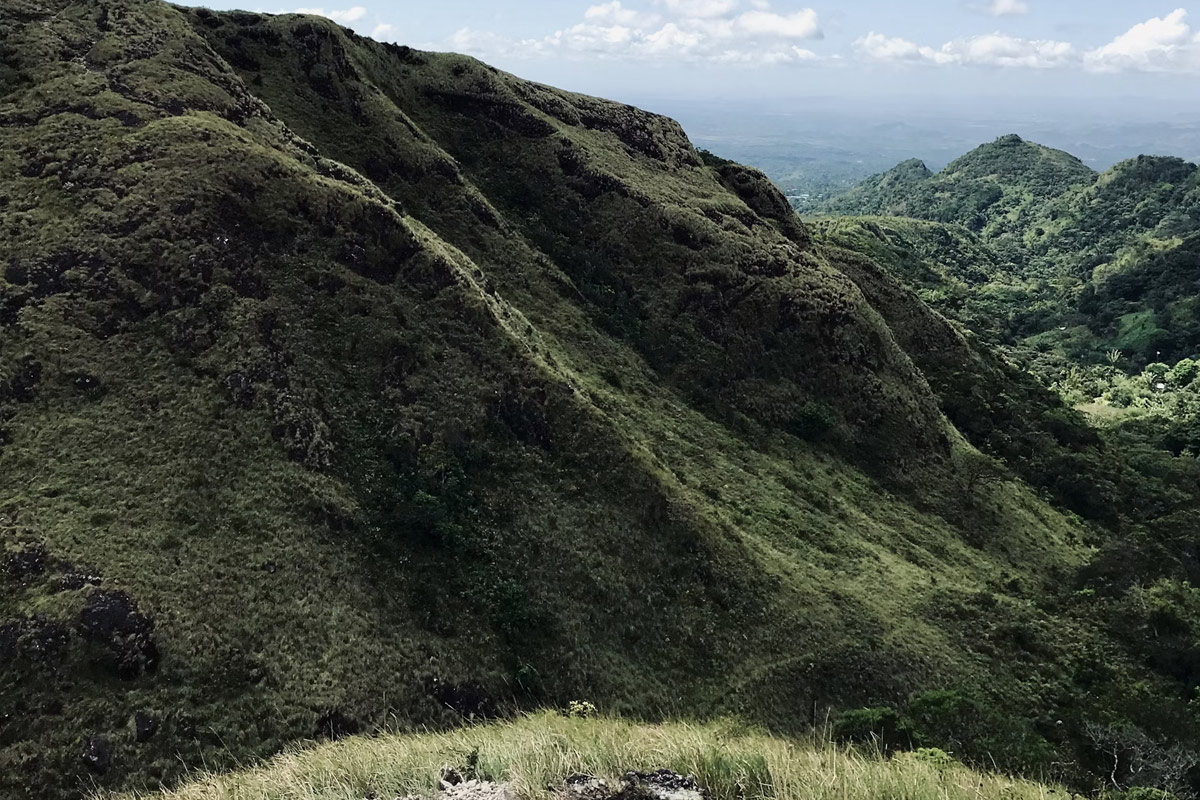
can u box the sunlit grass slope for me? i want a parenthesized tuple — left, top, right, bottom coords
(110, 712, 1065, 800)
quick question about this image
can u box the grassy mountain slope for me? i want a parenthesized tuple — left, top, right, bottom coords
(1, 3, 1196, 799)
(812, 217, 1010, 337)
(198, 14, 952, 479)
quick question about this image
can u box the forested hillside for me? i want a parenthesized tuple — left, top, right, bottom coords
(819, 136, 1200, 366)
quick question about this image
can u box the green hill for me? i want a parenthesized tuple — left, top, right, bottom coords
(4, 3, 1200, 800)
(822, 135, 1094, 242)
(822, 141, 1200, 366)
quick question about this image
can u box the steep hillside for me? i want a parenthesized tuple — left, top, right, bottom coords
(816, 159, 933, 218)
(816, 216, 1200, 521)
(812, 217, 1009, 336)
(2, 3, 1198, 799)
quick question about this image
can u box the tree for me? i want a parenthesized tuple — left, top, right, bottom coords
(953, 447, 1011, 495)
(1084, 721, 1197, 795)
(1145, 362, 1171, 389)
(1168, 358, 1200, 387)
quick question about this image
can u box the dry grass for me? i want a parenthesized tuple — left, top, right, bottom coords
(109, 712, 1072, 800)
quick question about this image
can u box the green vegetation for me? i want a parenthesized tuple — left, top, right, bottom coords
(814, 144, 1200, 800)
(817, 138, 1200, 367)
(4, 3, 1200, 800)
(821, 135, 1094, 240)
(108, 712, 1064, 800)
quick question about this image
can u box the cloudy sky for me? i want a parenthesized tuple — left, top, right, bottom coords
(204, 2, 1200, 104)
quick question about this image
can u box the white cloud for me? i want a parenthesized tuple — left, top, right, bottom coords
(1084, 8, 1200, 72)
(446, 0, 822, 65)
(660, 0, 740, 19)
(943, 33, 1073, 67)
(983, 0, 1030, 16)
(854, 32, 943, 63)
(856, 9, 1200, 74)
(735, 9, 821, 39)
(713, 46, 818, 63)
(447, 27, 524, 57)
(291, 5, 366, 24)
(856, 30, 1073, 68)
(328, 1, 1200, 79)
(585, 1, 660, 27)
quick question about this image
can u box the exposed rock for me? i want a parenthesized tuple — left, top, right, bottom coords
(563, 774, 617, 800)
(560, 771, 707, 800)
(4, 543, 48, 582)
(77, 590, 160, 679)
(441, 778, 512, 800)
(134, 710, 159, 743)
(619, 771, 707, 800)
(81, 735, 113, 774)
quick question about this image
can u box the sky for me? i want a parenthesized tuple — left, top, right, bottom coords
(198, 1, 1200, 108)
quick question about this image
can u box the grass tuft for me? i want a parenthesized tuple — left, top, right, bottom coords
(109, 712, 1064, 800)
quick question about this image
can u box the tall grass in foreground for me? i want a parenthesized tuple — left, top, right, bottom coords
(111, 712, 1073, 800)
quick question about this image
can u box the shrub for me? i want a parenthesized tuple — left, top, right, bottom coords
(1168, 359, 1200, 387)
(791, 400, 838, 441)
(904, 690, 986, 754)
(566, 700, 597, 718)
(1122, 788, 1179, 800)
(1106, 386, 1135, 408)
(896, 747, 957, 770)
(833, 706, 910, 751)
